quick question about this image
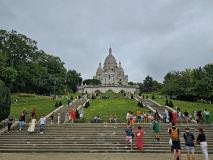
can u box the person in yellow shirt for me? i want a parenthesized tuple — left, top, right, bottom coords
(137, 109, 141, 123)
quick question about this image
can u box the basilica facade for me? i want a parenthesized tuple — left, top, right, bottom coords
(77, 47, 139, 94)
(93, 47, 128, 85)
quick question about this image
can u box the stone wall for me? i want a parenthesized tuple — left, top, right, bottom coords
(77, 86, 137, 94)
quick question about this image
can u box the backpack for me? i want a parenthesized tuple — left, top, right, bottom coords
(171, 128, 179, 141)
(184, 132, 194, 146)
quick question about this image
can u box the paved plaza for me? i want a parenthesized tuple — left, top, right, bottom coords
(0, 153, 211, 160)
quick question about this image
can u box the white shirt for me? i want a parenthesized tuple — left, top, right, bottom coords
(40, 117, 46, 125)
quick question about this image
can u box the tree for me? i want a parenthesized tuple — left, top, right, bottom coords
(165, 99, 169, 106)
(168, 100, 174, 107)
(76, 110, 80, 119)
(143, 75, 153, 93)
(152, 95, 155, 99)
(83, 79, 101, 85)
(0, 85, 11, 121)
(55, 101, 59, 107)
(59, 100, 62, 106)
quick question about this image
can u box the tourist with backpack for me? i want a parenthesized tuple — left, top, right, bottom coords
(168, 123, 181, 160)
(124, 125, 133, 151)
(183, 127, 195, 160)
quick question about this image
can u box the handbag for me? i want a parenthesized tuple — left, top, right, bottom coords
(196, 140, 200, 145)
(169, 138, 172, 145)
(131, 133, 135, 138)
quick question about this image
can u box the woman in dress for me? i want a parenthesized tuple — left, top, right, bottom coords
(197, 127, 209, 160)
(64, 110, 69, 124)
(27, 116, 37, 134)
(148, 111, 152, 124)
(172, 111, 177, 124)
(71, 109, 76, 124)
(153, 119, 160, 140)
(135, 126, 144, 152)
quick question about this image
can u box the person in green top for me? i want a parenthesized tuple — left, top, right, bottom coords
(153, 119, 160, 140)
(204, 109, 210, 124)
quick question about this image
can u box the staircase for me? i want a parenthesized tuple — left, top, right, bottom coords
(1, 99, 213, 154)
(0, 120, 213, 153)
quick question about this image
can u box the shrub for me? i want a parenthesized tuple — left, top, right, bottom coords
(0, 85, 11, 121)
(87, 101, 90, 107)
(124, 93, 126, 96)
(55, 101, 59, 107)
(140, 102, 144, 108)
(76, 110, 80, 119)
(131, 95, 133, 99)
(143, 95, 145, 99)
(146, 96, 148, 99)
(81, 92, 84, 95)
(96, 93, 99, 96)
(137, 101, 140, 106)
(59, 100, 62, 106)
(71, 95, 73, 100)
(152, 95, 155, 99)
(169, 100, 174, 107)
(139, 92, 141, 96)
(85, 90, 87, 94)
(165, 99, 169, 106)
(78, 95, 81, 99)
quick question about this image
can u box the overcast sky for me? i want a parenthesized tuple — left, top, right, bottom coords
(1, 0, 213, 83)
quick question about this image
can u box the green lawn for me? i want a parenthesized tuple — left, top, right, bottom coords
(83, 93, 148, 123)
(10, 93, 80, 122)
(142, 94, 213, 123)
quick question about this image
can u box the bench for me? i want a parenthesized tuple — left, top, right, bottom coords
(90, 118, 104, 123)
(108, 118, 121, 123)
(74, 118, 86, 123)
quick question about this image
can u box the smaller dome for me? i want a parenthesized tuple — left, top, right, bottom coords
(96, 67, 104, 73)
(117, 66, 124, 72)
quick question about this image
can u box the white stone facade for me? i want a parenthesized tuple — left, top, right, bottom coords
(93, 47, 128, 85)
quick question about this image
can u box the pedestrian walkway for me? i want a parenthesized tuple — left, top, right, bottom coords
(0, 153, 211, 160)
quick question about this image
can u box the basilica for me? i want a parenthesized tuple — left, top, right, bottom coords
(77, 47, 139, 94)
(93, 47, 128, 85)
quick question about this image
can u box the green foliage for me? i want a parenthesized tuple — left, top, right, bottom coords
(78, 95, 81, 99)
(55, 101, 59, 107)
(168, 100, 174, 107)
(146, 95, 149, 99)
(131, 95, 133, 99)
(139, 92, 141, 96)
(59, 100, 62, 106)
(152, 95, 155, 99)
(92, 95, 96, 99)
(96, 93, 99, 96)
(87, 101, 90, 107)
(165, 99, 169, 106)
(85, 102, 88, 108)
(140, 102, 144, 108)
(137, 101, 140, 106)
(124, 93, 126, 96)
(76, 110, 80, 119)
(143, 75, 153, 93)
(0, 85, 11, 121)
(83, 79, 101, 85)
(71, 95, 73, 100)
(85, 90, 87, 94)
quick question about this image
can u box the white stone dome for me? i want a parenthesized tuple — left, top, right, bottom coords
(117, 66, 124, 72)
(96, 67, 104, 73)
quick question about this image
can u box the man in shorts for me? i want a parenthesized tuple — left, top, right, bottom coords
(168, 123, 182, 160)
(124, 125, 133, 151)
(183, 127, 195, 160)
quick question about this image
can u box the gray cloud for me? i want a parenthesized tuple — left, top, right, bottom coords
(0, 0, 213, 83)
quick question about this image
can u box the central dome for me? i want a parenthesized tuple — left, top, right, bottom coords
(104, 47, 117, 67)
